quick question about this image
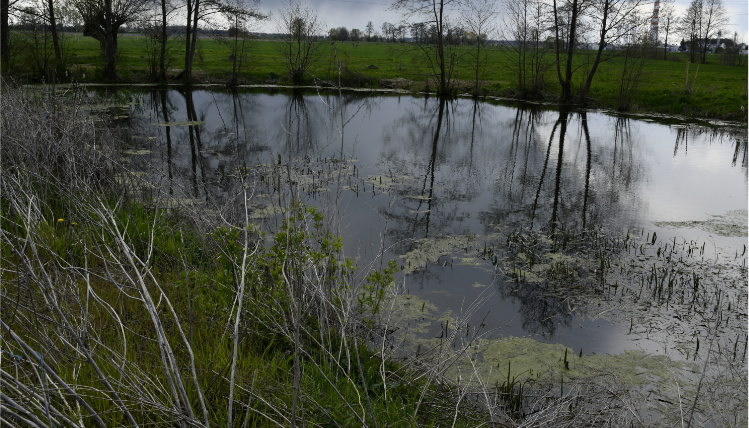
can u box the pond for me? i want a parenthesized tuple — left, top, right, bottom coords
(117, 87, 747, 423)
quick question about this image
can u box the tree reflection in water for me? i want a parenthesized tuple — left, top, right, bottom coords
(122, 89, 746, 343)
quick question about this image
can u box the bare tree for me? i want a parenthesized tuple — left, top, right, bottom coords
(578, 0, 648, 100)
(658, 0, 676, 59)
(276, 0, 323, 84)
(381, 21, 394, 41)
(548, 0, 646, 103)
(139, 0, 178, 81)
(694, 0, 727, 63)
(14, 6, 55, 77)
(680, 0, 700, 62)
(73, 0, 149, 79)
(550, 0, 585, 103)
(617, 37, 648, 110)
(410, 21, 425, 43)
(220, 0, 266, 85)
(391, 0, 458, 96)
(11, 0, 74, 79)
(500, 0, 551, 98)
(183, 0, 225, 81)
(722, 31, 745, 66)
(183, 0, 234, 81)
(158, 0, 170, 80)
(460, 0, 495, 96)
(365, 20, 374, 40)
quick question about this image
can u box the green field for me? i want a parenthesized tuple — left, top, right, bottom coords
(6, 31, 749, 119)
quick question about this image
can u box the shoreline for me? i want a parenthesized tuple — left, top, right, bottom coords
(31, 80, 749, 127)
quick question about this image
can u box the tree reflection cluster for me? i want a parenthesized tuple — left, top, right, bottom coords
(122, 89, 746, 342)
(673, 122, 748, 171)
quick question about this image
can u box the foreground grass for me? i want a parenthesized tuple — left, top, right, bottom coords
(6, 31, 748, 120)
(0, 83, 493, 426)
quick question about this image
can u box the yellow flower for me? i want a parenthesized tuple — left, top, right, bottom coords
(57, 218, 64, 223)
(72, 222, 78, 226)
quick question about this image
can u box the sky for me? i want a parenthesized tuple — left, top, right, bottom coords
(251, 0, 748, 43)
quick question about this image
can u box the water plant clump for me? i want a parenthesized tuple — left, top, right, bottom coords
(468, 222, 748, 425)
(654, 209, 748, 237)
(384, 218, 747, 425)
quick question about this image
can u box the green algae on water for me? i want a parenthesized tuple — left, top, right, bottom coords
(654, 210, 748, 237)
(400, 235, 476, 274)
(152, 121, 205, 127)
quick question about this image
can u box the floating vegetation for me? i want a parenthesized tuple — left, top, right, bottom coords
(376, 222, 740, 423)
(453, 337, 696, 389)
(405, 195, 432, 201)
(85, 101, 141, 111)
(400, 234, 482, 274)
(384, 292, 443, 336)
(364, 174, 411, 193)
(122, 149, 152, 155)
(654, 210, 748, 237)
(382, 287, 724, 425)
(242, 156, 358, 196)
(492, 226, 746, 342)
(151, 120, 204, 126)
(248, 203, 286, 220)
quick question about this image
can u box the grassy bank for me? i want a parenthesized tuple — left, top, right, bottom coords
(0, 83, 499, 426)
(5, 32, 748, 120)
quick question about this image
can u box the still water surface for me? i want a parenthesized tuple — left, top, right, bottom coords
(120, 88, 747, 358)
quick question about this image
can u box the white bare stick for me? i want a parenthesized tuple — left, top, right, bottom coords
(229, 185, 260, 427)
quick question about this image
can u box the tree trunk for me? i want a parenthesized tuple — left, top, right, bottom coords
(474, 36, 480, 96)
(184, 0, 200, 82)
(1, 0, 9, 66)
(690, 33, 696, 63)
(436, 0, 446, 95)
(47, 0, 60, 63)
(185, 0, 200, 82)
(160, 0, 167, 81)
(562, 0, 579, 103)
(553, 0, 577, 104)
(230, 16, 238, 85)
(663, 17, 670, 60)
(103, 0, 116, 80)
(580, 0, 609, 101)
(185, 0, 192, 78)
(84, 11, 119, 80)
